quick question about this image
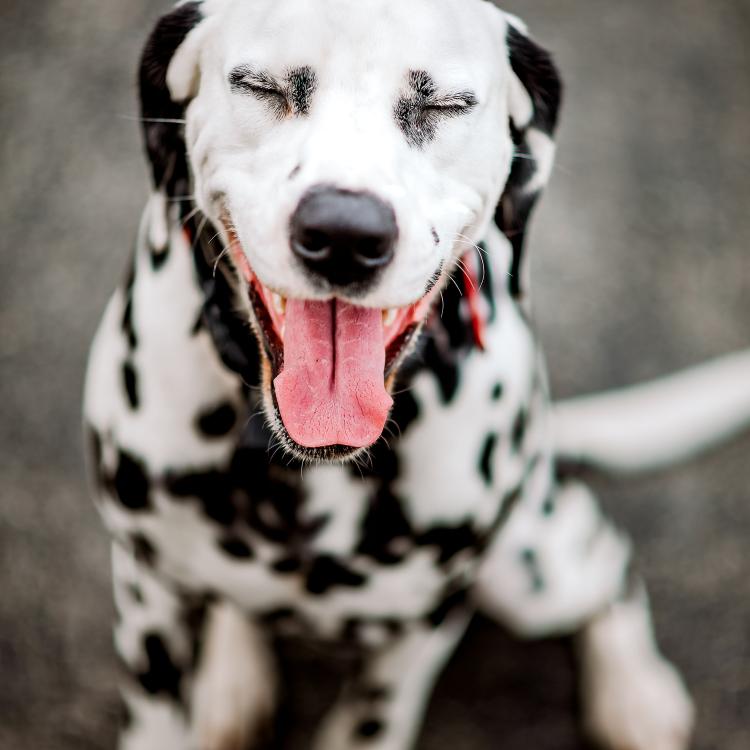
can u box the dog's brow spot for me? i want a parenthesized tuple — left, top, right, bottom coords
(431, 227, 440, 245)
(287, 65, 317, 115)
(408, 69, 436, 98)
(288, 164, 301, 180)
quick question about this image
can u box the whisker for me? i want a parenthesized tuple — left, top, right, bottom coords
(213, 240, 237, 277)
(179, 205, 201, 228)
(117, 114, 187, 125)
(446, 271, 463, 297)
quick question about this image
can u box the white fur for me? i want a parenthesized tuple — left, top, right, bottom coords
(192, 602, 277, 750)
(579, 588, 694, 750)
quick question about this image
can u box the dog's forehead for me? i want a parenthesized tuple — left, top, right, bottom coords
(215, 0, 502, 81)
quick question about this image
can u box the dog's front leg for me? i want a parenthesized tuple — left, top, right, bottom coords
(312, 613, 470, 750)
(578, 582, 694, 750)
(112, 541, 278, 750)
(111, 540, 202, 749)
(476, 480, 693, 750)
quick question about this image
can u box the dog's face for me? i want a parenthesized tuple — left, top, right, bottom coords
(140, 0, 560, 460)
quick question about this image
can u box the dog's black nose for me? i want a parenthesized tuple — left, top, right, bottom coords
(290, 187, 398, 288)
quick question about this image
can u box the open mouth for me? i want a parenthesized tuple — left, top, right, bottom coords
(225, 225, 437, 453)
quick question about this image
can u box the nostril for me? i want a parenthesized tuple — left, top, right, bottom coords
(294, 228, 332, 260)
(353, 237, 394, 268)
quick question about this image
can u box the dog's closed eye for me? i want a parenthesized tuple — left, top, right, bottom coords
(395, 70, 478, 148)
(228, 65, 317, 118)
(423, 92, 478, 116)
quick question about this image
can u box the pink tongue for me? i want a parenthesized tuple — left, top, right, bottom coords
(273, 299, 393, 448)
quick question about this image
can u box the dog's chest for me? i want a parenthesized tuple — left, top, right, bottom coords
(87, 239, 545, 638)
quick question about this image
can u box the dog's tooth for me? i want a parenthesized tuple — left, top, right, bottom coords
(272, 293, 286, 315)
(382, 308, 398, 328)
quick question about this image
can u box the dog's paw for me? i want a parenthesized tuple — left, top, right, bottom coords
(583, 653, 694, 750)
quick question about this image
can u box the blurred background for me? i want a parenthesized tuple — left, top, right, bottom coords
(0, 0, 748, 748)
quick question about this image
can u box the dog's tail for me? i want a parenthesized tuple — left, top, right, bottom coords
(552, 349, 750, 474)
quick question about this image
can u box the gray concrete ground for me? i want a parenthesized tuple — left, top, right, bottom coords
(1, 1, 748, 748)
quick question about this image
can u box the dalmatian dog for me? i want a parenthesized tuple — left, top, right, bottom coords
(84, 0, 750, 748)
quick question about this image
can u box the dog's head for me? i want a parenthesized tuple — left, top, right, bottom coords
(139, 0, 561, 461)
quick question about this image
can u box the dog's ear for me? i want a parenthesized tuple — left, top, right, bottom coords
(138, 1, 205, 201)
(495, 14, 562, 297)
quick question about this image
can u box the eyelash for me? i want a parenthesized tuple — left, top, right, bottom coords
(423, 94, 478, 115)
(229, 69, 289, 116)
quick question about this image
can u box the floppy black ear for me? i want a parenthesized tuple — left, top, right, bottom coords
(495, 17, 562, 297)
(138, 1, 204, 199)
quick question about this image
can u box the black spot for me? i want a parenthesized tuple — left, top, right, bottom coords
(121, 295, 138, 350)
(196, 402, 237, 437)
(541, 496, 556, 516)
(355, 718, 384, 739)
(511, 409, 527, 451)
(272, 556, 302, 573)
(479, 433, 498, 486)
(417, 523, 479, 565)
(491, 382, 504, 401)
(150, 243, 169, 270)
(218, 536, 253, 559)
(112, 450, 151, 511)
(427, 587, 469, 628)
(431, 227, 440, 245)
(131, 532, 157, 567)
(305, 555, 366, 595)
(244, 482, 323, 545)
(122, 361, 139, 410)
(127, 583, 144, 604)
(357, 488, 413, 565)
(289, 163, 301, 179)
(491, 484, 524, 534)
(519, 547, 545, 593)
(422, 338, 460, 403)
(166, 469, 236, 526)
(136, 633, 182, 700)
